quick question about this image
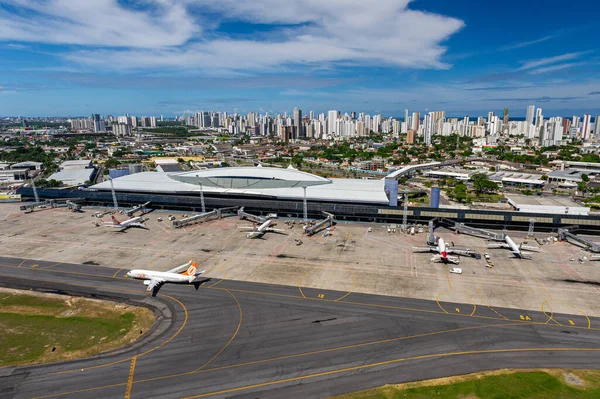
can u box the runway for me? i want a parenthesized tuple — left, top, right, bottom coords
(1, 255, 600, 399)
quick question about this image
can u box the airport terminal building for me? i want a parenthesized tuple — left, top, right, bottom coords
(91, 167, 394, 205)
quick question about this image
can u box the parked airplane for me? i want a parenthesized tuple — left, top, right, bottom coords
(127, 260, 207, 296)
(102, 215, 146, 231)
(487, 235, 539, 258)
(412, 237, 480, 264)
(237, 219, 286, 239)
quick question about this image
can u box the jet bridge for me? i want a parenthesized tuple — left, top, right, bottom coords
(304, 212, 335, 236)
(449, 220, 506, 241)
(558, 226, 600, 253)
(125, 201, 151, 217)
(237, 207, 267, 224)
(173, 207, 238, 228)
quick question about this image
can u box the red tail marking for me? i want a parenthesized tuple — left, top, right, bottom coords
(111, 215, 121, 225)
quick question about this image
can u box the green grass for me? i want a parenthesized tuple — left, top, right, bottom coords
(0, 294, 65, 309)
(0, 313, 135, 366)
(332, 371, 600, 399)
(0, 292, 152, 367)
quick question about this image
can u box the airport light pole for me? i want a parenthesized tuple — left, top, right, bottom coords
(108, 176, 119, 210)
(528, 218, 535, 238)
(30, 177, 40, 204)
(196, 176, 206, 213)
(402, 192, 408, 231)
(302, 186, 308, 224)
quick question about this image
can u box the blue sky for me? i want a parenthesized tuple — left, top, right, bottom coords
(0, 0, 599, 117)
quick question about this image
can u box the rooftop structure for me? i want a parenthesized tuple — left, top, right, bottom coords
(11, 161, 43, 171)
(156, 164, 183, 173)
(0, 169, 29, 183)
(49, 168, 96, 186)
(547, 169, 598, 183)
(488, 171, 545, 188)
(91, 167, 390, 205)
(506, 194, 589, 215)
(60, 160, 93, 170)
(423, 168, 478, 181)
(549, 160, 600, 172)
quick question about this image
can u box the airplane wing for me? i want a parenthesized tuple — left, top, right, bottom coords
(521, 245, 540, 252)
(146, 279, 166, 297)
(488, 243, 509, 249)
(237, 226, 256, 231)
(266, 228, 287, 234)
(166, 260, 192, 274)
(412, 246, 435, 253)
(129, 222, 146, 227)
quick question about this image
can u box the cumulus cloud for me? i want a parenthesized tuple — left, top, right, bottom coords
(0, 0, 197, 48)
(0, 0, 464, 72)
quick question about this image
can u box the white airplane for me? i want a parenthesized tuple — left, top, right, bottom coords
(487, 234, 539, 258)
(237, 219, 286, 239)
(102, 215, 146, 231)
(127, 260, 207, 296)
(412, 237, 467, 264)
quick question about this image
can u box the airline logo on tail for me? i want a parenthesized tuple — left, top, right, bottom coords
(111, 215, 121, 225)
(181, 262, 198, 276)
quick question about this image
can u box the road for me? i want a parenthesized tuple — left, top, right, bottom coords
(1, 255, 600, 399)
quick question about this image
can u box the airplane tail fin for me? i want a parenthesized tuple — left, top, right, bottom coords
(182, 262, 197, 277)
(111, 215, 121, 225)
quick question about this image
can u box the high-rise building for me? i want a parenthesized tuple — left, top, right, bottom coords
(113, 123, 132, 136)
(293, 107, 304, 138)
(406, 129, 415, 144)
(582, 114, 592, 139)
(423, 113, 434, 145)
(91, 114, 105, 132)
(411, 112, 420, 131)
(503, 108, 509, 124)
(535, 108, 543, 127)
(595, 115, 600, 135)
(327, 110, 338, 136)
(526, 105, 535, 125)
(487, 111, 494, 123)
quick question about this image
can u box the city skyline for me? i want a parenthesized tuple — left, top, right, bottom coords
(0, 0, 599, 116)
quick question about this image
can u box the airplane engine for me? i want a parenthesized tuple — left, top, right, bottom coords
(143, 280, 151, 286)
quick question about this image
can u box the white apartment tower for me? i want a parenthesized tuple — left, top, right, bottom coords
(327, 110, 338, 136)
(526, 105, 535, 125)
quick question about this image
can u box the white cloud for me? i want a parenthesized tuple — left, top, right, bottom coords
(0, 0, 464, 72)
(500, 35, 556, 51)
(519, 52, 590, 71)
(0, 0, 197, 48)
(528, 62, 583, 75)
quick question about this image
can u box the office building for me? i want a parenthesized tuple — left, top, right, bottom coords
(294, 108, 304, 138)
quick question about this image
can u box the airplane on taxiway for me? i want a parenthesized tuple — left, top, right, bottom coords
(127, 260, 207, 296)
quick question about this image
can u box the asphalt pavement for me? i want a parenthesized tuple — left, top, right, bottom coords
(1, 255, 600, 399)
